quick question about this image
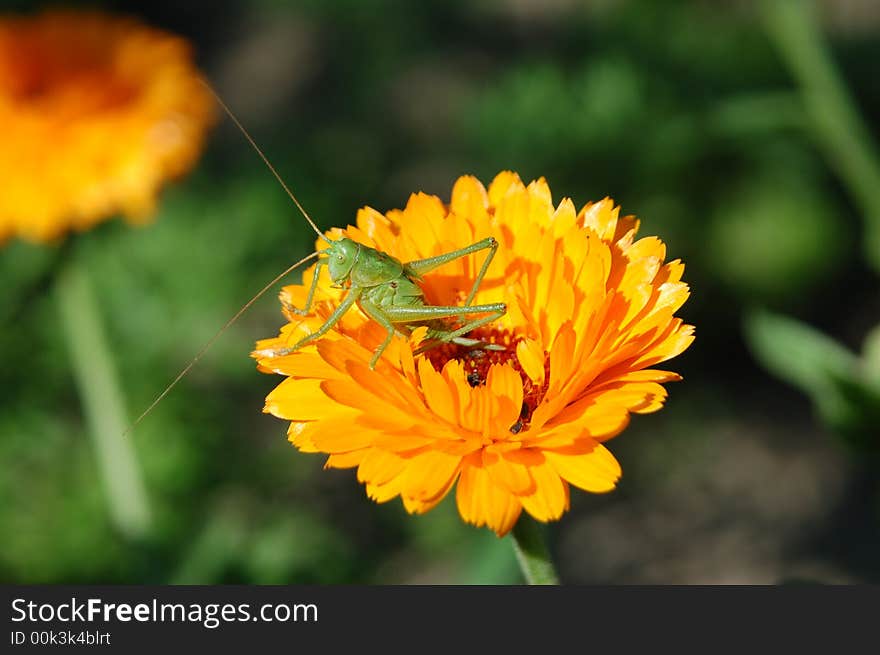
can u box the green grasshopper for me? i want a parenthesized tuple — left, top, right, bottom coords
(258, 232, 507, 370)
(128, 88, 506, 432)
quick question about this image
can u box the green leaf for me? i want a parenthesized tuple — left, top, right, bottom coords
(745, 309, 880, 454)
(863, 324, 880, 388)
(743, 308, 857, 396)
(824, 373, 880, 454)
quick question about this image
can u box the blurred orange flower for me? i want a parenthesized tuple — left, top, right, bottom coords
(253, 172, 694, 536)
(0, 10, 215, 243)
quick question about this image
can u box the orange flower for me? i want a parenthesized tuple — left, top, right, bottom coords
(0, 10, 215, 243)
(253, 172, 694, 536)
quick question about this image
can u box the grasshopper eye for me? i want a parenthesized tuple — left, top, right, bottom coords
(337, 255, 344, 262)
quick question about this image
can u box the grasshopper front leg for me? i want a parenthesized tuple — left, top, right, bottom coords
(257, 286, 362, 358)
(358, 298, 402, 369)
(281, 259, 325, 316)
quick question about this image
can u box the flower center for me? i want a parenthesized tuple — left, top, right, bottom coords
(424, 327, 550, 434)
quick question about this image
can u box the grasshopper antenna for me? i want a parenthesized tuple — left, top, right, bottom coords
(202, 81, 331, 243)
(124, 250, 320, 437)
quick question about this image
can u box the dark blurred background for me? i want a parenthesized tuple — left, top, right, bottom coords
(2, 0, 879, 584)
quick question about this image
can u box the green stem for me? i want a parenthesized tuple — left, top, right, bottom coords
(55, 252, 152, 540)
(762, 0, 880, 271)
(510, 515, 559, 585)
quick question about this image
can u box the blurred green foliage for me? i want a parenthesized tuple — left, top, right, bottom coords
(745, 309, 880, 454)
(2, 0, 880, 584)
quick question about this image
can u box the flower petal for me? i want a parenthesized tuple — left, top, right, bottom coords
(264, 378, 343, 421)
(544, 443, 621, 493)
(451, 175, 489, 224)
(418, 358, 458, 425)
(401, 450, 462, 501)
(516, 338, 546, 386)
(357, 448, 408, 486)
(483, 448, 535, 495)
(517, 457, 569, 522)
(456, 455, 522, 536)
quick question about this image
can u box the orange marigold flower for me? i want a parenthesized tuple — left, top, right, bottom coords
(0, 10, 215, 243)
(253, 172, 694, 536)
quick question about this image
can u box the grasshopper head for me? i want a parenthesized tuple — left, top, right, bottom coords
(324, 237, 360, 283)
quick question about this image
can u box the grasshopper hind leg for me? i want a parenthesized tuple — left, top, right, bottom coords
(413, 335, 507, 357)
(450, 337, 506, 351)
(395, 303, 507, 357)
